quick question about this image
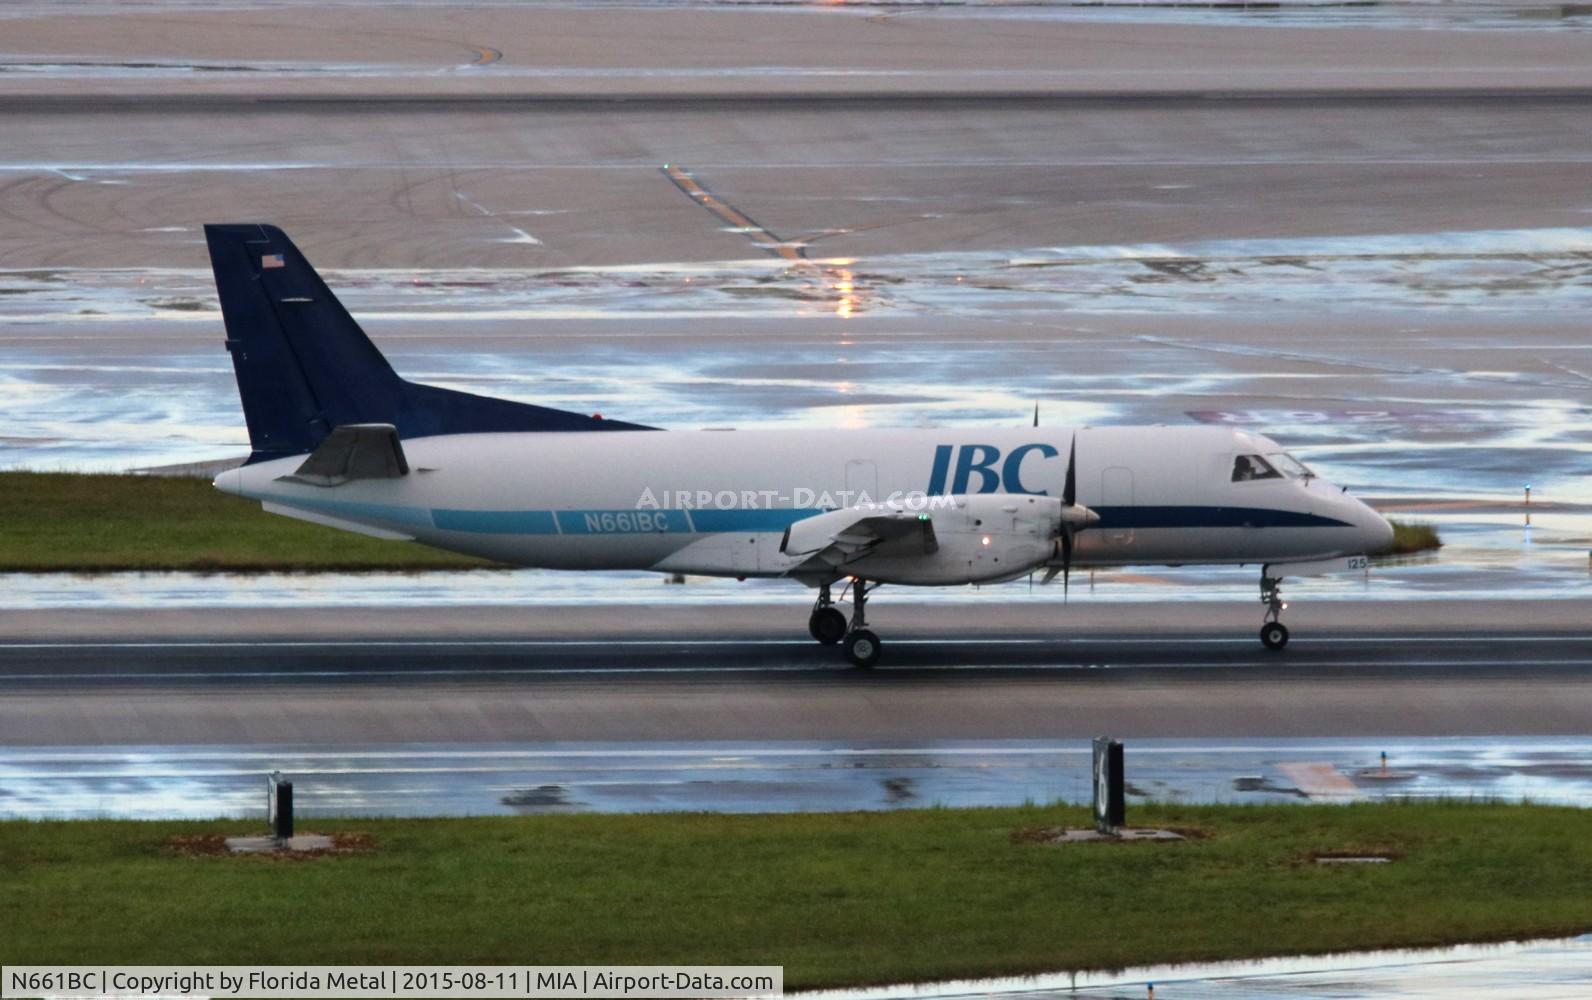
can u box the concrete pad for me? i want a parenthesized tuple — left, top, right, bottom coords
(1355, 769, 1419, 783)
(224, 833, 334, 855)
(1041, 828, 1186, 843)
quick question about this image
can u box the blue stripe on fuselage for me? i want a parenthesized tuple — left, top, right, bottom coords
(685, 508, 822, 533)
(432, 508, 559, 534)
(264, 500, 1350, 535)
(1093, 506, 1352, 529)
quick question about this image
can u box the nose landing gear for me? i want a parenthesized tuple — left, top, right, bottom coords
(1259, 574, 1289, 650)
(806, 579, 882, 666)
(843, 578, 881, 668)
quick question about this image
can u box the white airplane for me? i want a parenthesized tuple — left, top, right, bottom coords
(206, 224, 1394, 667)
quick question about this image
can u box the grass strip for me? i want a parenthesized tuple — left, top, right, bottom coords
(2, 803, 1587, 987)
(1377, 519, 1443, 557)
(0, 471, 497, 571)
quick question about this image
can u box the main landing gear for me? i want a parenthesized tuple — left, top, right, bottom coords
(807, 583, 848, 646)
(1259, 573, 1289, 650)
(808, 579, 881, 667)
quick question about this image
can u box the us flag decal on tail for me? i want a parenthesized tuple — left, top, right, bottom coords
(262, 252, 285, 269)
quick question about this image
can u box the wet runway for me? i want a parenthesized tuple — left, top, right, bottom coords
(4, 737, 1590, 821)
(819, 936, 1592, 1000)
(4, 602, 1589, 817)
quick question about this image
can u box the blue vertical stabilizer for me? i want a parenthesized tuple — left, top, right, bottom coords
(204, 223, 654, 464)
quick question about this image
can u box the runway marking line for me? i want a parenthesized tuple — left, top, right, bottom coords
(5, 658, 1592, 682)
(662, 164, 807, 263)
(9, 158, 1592, 176)
(1, 635, 1587, 651)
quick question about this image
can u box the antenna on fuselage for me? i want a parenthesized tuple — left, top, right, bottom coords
(1033, 402, 1040, 428)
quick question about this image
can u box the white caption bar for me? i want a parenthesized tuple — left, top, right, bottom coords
(1, 966, 782, 999)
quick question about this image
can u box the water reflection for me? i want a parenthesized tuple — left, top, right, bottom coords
(5, 738, 1591, 821)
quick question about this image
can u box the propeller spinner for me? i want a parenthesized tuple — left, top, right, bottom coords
(1043, 433, 1099, 599)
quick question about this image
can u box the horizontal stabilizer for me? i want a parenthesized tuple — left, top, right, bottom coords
(279, 423, 408, 487)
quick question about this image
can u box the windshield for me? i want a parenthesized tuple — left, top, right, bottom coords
(1266, 453, 1315, 479)
(1231, 454, 1282, 482)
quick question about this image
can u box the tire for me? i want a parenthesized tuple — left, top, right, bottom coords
(844, 629, 882, 668)
(808, 607, 848, 645)
(1260, 622, 1290, 651)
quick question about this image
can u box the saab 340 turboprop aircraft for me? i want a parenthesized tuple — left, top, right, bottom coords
(205, 224, 1393, 666)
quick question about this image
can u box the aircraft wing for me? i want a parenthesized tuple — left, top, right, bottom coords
(782, 508, 938, 572)
(279, 423, 409, 487)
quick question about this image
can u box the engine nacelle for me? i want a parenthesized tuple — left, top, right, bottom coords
(817, 494, 1067, 586)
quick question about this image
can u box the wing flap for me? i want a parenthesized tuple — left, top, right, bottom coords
(783, 508, 938, 571)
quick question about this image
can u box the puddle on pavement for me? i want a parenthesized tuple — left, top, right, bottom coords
(804, 935, 1592, 1000)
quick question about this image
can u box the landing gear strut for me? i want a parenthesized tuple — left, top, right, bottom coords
(843, 578, 881, 668)
(1259, 574, 1289, 650)
(808, 583, 848, 646)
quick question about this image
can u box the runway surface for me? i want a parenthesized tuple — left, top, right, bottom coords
(7, 626, 1592, 687)
(821, 936, 1592, 1000)
(6, 2, 1592, 102)
(2, 601, 1588, 817)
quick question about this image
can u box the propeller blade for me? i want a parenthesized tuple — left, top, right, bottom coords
(1063, 433, 1077, 508)
(1061, 525, 1073, 604)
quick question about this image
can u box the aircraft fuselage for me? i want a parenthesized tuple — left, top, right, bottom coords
(218, 424, 1392, 586)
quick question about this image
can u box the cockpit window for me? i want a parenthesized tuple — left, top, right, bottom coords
(1232, 454, 1283, 482)
(1267, 453, 1315, 479)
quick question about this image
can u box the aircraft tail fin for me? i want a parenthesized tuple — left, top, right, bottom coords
(204, 223, 652, 464)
